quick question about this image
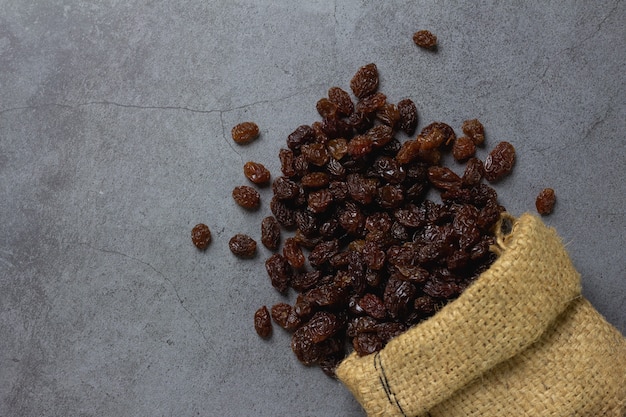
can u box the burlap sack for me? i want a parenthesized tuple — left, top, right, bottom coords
(336, 213, 626, 416)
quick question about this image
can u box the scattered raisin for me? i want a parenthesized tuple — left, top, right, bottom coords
(191, 223, 212, 250)
(232, 185, 261, 209)
(484, 141, 516, 182)
(452, 136, 476, 161)
(254, 306, 272, 338)
(283, 237, 306, 269)
(413, 30, 437, 49)
(328, 86, 354, 116)
(397, 98, 418, 135)
(229, 234, 257, 257)
(535, 188, 556, 215)
(243, 161, 271, 185)
(231, 122, 260, 144)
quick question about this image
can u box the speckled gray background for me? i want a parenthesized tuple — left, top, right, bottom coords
(1, 1, 624, 416)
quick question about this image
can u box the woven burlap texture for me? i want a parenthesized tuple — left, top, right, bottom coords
(336, 213, 626, 417)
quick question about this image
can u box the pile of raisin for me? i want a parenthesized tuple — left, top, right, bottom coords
(251, 63, 515, 377)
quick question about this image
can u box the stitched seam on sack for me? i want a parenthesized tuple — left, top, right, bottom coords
(374, 352, 407, 417)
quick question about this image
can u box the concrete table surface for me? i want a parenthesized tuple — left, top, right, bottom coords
(1, 1, 624, 416)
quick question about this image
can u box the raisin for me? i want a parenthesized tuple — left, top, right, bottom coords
(228, 234, 257, 257)
(327, 138, 348, 160)
(535, 188, 556, 215)
(265, 253, 292, 293)
(270, 196, 296, 228)
(272, 176, 300, 200)
(452, 136, 476, 161)
(355, 92, 387, 115)
(350, 63, 379, 99)
(484, 141, 516, 182)
(301, 172, 329, 188)
(301, 311, 340, 343)
(358, 293, 387, 319)
(254, 306, 272, 338)
(231, 122, 260, 144)
(367, 124, 394, 148)
(462, 157, 484, 187)
(279, 148, 296, 177)
(413, 30, 437, 49)
(191, 223, 212, 250)
(232, 185, 261, 209)
(287, 125, 315, 150)
(309, 239, 339, 267)
(271, 303, 302, 330)
(328, 86, 354, 116)
(462, 119, 485, 145)
(396, 139, 421, 165)
(307, 189, 334, 213)
(261, 216, 281, 250)
(243, 161, 271, 185)
(353, 332, 383, 356)
(283, 237, 306, 269)
(397, 98, 418, 135)
(347, 135, 373, 158)
(301, 143, 330, 166)
(316, 98, 338, 119)
(427, 166, 462, 190)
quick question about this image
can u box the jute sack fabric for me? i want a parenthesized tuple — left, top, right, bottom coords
(336, 213, 626, 417)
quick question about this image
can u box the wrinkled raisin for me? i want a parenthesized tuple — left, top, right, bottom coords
(397, 98, 418, 135)
(229, 234, 257, 257)
(350, 63, 379, 99)
(462, 119, 485, 145)
(347, 135, 373, 158)
(271, 303, 302, 330)
(484, 141, 516, 182)
(231, 122, 260, 144)
(287, 125, 315, 150)
(535, 188, 556, 215)
(272, 177, 300, 200)
(254, 306, 272, 338)
(191, 223, 212, 250)
(261, 216, 281, 250)
(283, 237, 305, 269)
(232, 185, 261, 209)
(265, 253, 292, 293)
(328, 86, 354, 116)
(452, 136, 476, 161)
(413, 30, 437, 49)
(243, 161, 271, 185)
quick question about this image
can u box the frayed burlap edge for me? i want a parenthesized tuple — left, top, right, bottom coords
(336, 213, 626, 417)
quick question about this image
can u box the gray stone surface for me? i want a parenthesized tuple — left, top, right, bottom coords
(1, 1, 624, 416)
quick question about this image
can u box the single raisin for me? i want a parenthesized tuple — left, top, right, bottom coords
(427, 166, 462, 190)
(484, 141, 516, 182)
(191, 223, 212, 250)
(327, 138, 349, 160)
(347, 135, 374, 158)
(232, 185, 261, 209)
(261, 216, 281, 250)
(397, 98, 418, 135)
(350, 63, 379, 99)
(462, 157, 484, 187)
(287, 125, 316, 150)
(301, 143, 330, 166)
(316, 98, 338, 119)
(265, 253, 292, 293)
(283, 237, 306, 269)
(452, 136, 476, 161)
(272, 176, 300, 200)
(355, 92, 387, 115)
(243, 161, 271, 185)
(301, 172, 330, 188)
(279, 148, 296, 177)
(231, 122, 260, 144)
(413, 30, 437, 49)
(535, 188, 556, 215)
(271, 303, 302, 330)
(307, 189, 334, 213)
(462, 119, 485, 145)
(229, 234, 257, 257)
(328, 86, 354, 116)
(254, 306, 272, 338)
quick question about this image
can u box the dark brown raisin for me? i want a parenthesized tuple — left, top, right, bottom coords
(535, 188, 556, 215)
(309, 239, 340, 267)
(347, 135, 373, 158)
(316, 98, 338, 119)
(328, 86, 354, 116)
(265, 253, 292, 293)
(396, 139, 421, 165)
(462, 119, 485, 145)
(191, 223, 212, 250)
(350, 63, 379, 99)
(355, 92, 387, 115)
(283, 237, 306, 269)
(301, 172, 330, 188)
(287, 125, 315, 150)
(427, 166, 462, 190)
(270, 196, 296, 228)
(261, 216, 281, 250)
(484, 141, 516, 182)
(413, 30, 437, 49)
(271, 303, 302, 330)
(419, 122, 456, 150)
(397, 98, 418, 135)
(358, 293, 387, 319)
(307, 189, 334, 213)
(243, 161, 271, 185)
(279, 148, 296, 177)
(272, 176, 300, 200)
(376, 103, 401, 128)
(452, 136, 476, 161)
(228, 234, 257, 257)
(327, 139, 348, 160)
(232, 185, 261, 209)
(301, 143, 330, 167)
(254, 306, 272, 338)
(367, 124, 394, 148)
(353, 332, 383, 356)
(462, 157, 484, 187)
(231, 122, 260, 144)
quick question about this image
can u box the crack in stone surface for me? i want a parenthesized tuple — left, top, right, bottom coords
(74, 242, 210, 346)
